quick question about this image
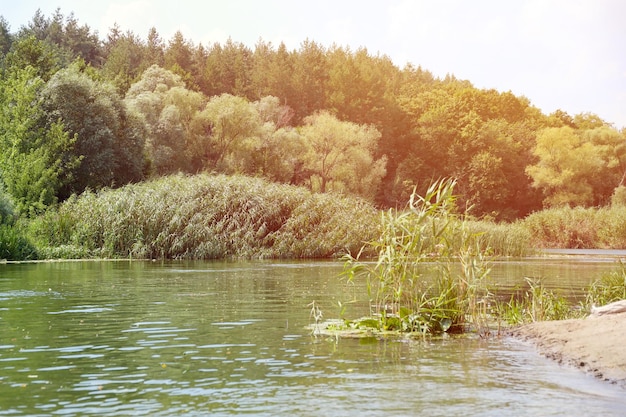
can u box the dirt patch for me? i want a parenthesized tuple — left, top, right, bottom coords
(511, 311, 626, 388)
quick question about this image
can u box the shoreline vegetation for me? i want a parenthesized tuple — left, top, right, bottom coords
(2, 175, 625, 329)
(2, 173, 625, 388)
(5, 172, 626, 262)
(310, 179, 626, 337)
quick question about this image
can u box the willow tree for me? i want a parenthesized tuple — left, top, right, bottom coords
(526, 126, 626, 207)
(42, 63, 145, 197)
(299, 111, 387, 201)
(189, 93, 262, 173)
(125, 65, 204, 175)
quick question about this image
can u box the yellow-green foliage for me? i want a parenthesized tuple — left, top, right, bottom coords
(522, 205, 626, 249)
(29, 173, 380, 259)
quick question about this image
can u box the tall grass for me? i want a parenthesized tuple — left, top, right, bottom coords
(28, 173, 381, 259)
(496, 278, 578, 325)
(0, 223, 38, 261)
(465, 220, 533, 257)
(521, 205, 626, 249)
(0, 187, 38, 261)
(342, 179, 493, 334)
(585, 261, 626, 308)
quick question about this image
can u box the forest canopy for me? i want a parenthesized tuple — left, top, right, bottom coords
(0, 9, 624, 221)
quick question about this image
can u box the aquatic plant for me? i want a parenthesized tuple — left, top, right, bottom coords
(341, 179, 493, 334)
(496, 278, 576, 324)
(521, 205, 626, 249)
(585, 261, 626, 308)
(28, 173, 380, 259)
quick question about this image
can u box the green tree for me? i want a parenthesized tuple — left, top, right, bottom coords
(202, 38, 253, 98)
(3, 35, 64, 80)
(125, 65, 204, 175)
(581, 126, 626, 202)
(0, 66, 76, 214)
(250, 96, 302, 182)
(0, 16, 12, 57)
(189, 93, 262, 173)
(526, 127, 603, 207)
(290, 40, 328, 123)
(145, 27, 165, 67)
(42, 63, 145, 197)
(299, 111, 386, 200)
(18, 8, 101, 67)
(101, 27, 146, 94)
(164, 30, 196, 88)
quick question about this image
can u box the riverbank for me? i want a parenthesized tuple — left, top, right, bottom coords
(511, 311, 626, 388)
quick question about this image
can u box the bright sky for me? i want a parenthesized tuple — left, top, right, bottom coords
(3, 0, 625, 129)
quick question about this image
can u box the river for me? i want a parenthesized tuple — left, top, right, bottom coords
(0, 259, 625, 416)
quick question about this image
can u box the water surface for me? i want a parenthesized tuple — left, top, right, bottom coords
(0, 260, 624, 416)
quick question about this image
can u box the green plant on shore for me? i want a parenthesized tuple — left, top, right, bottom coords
(341, 178, 493, 334)
(496, 277, 580, 324)
(585, 261, 626, 309)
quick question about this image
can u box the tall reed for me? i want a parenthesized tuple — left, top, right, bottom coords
(28, 173, 380, 259)
(521, 205, 626, 249)
(342, 179, 493, 333)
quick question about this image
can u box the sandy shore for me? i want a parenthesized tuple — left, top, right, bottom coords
(511, 311, 626, 388)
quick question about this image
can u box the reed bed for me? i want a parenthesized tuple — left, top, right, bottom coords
(521, 205, 626, 249)
(29, 173, 381, 259)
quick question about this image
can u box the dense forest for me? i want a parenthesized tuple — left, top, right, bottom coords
(1, 9, 625, 225)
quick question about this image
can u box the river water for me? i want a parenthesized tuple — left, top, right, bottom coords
(0, 259, 625, 416)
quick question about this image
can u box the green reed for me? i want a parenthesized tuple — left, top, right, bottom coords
(585, 260, 626, 308)
(521, 205, 626, 249)
(342, 179, 493, 334)
(496, 277, 577, 325)
(29, 173, 380, 259)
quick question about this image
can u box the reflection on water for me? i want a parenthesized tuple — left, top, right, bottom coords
(0, 260, 624, 416)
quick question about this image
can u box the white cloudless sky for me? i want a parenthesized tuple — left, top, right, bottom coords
(3, 0, 625, 128)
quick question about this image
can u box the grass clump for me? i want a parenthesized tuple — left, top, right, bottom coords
(495, 278, 579, 325)
(340, 179, 494, 335)
(585, 261, 626, 308)
(496, 262, 626, 326)
(28, 173, 380, 259)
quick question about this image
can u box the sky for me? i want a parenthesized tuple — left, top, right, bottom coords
(2, 0, 625, 129)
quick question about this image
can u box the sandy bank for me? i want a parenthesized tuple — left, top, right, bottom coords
(511, 311, 626, 388)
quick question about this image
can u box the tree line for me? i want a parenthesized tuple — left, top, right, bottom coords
(1, 9, 624, 221)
